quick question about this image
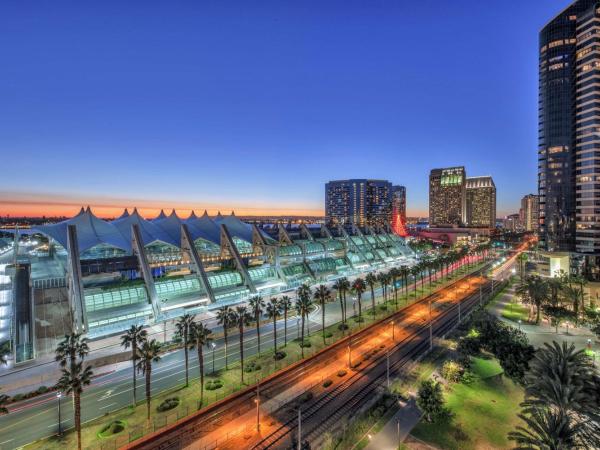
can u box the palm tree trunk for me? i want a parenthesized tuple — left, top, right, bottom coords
(224, 330, 228, 369)
(300, 315, 305, 358)
(256, 316, 261, 354)
(132, 350, 137, 407)
(370, 287, 375, 315)
(273, 316, 278, 353)
(146, 367, 151, 420)
(284, 306, 288, 346)
(305, 311, 310, 337)
(321, 298, 326, 344)
(198, 346, 204, 407)
(338, 292, 345, 329)
(75, 391, 82, 450)
(358, 294, 362, 319)
(239, 326, 245, 384)
(184, 342, 189, 387)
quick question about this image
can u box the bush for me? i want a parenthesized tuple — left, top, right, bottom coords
(337, 370, 347, 377)
(352, 361, 362, 369)
(354, 316, 365, 323)
(273, 351, 286, 361)
(244, 361, 262, 373)
(323, 379, 333, 388)
(98, 420, 127, 438)
(457, 336, 481, 356)
(156, 397, 180, 412)
(416, 380, 448, 423)
(300, 340, 312, 348)
(441, 360, 464, 383)
(36, 386, 49, 394)
(338, 323, 349, 331)
(298, 391, 313, 403)
(11, 393, 25, 402)
(205, 379, 224, 391)
(324, 331, 333, 338)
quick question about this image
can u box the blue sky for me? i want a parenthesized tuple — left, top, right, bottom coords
(0, 0, 569, 217)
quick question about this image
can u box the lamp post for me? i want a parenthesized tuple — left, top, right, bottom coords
(348, 336, 352, 369)
(518, 319, 522, 331)
(428, 299, 433, 351)
(56, 391, 62, 436)
(211, 342, 217, 374)
(386, 351, 390, 389)
(255, 382, 260, 432)
(587, 338, 592, 351)
(397, 418, 401, 447)
(391, 320, 395, 341)
(297, 408, 302, 450)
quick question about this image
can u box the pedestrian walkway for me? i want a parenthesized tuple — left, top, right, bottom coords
(364, 397, 421, 450)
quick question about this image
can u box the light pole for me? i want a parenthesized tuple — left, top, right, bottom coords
(391, 320, 395, 341)
(518, 319, 522, 331)
(297, 408, 302, 450)
(386, 351, 390, 389)
(255, 382, 260, 432)
(428, 299, 433, 351)
(347, 339, 352, 369)
(56, 391, 62, 436)
(397, 418, 401, 447)
(211, 342, 217, 374)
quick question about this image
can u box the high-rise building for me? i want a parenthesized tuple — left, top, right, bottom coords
(325, 179, 398, 227)
(465, 176, 496, 228)
(391, 185, 408, 236)
(540, 0, 600, 275)
(520, 194, 539, 232)
(429, 167, 466, 227)
(504, 214, 523, 232)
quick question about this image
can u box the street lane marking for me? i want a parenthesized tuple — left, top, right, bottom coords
(100, 402, 117, 410)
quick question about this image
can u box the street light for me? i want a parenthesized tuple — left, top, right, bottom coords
(386, 351, 390, 389)
(297, 408, 302, 450)
(56, 391, 62, 436)
(255, 382, 260, 432)
(211, 342, 217, 374)
(518, 319, 522, 331)
(428, 299, 433, 351)
(391, 320, 395, 341)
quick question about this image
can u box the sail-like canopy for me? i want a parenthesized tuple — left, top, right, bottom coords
(154, 209, 183, 244)
(112, 208, 177, 247)
(214, 211, 255, 244)
(33, 207, 129, 253)
(186, 210, 221, 245)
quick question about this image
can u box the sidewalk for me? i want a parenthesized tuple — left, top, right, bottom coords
(364, 397, 422, 450)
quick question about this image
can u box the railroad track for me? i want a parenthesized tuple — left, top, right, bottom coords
(251, 280, 500, 449)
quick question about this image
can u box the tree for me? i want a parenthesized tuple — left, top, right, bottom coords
(518, 276, 549, 324)
(0, 340, 10, 366)
(55, 334, 92, 450)
(333, 279, 347, 328)
(189, 321, 212, 406)
(232, 306, 252, 383)
(0, 388, 9, 415)
(174, 314, 195, 387)
(297, 284, 312, 337)
(416, 380, 446, 423)
(216, 306, 234, 369)
(314, 285, 331, 344)
(399, 265, 410, 300)
(542, 305, 574, 333)
(352, 278, 366, 322)
(295, 290, 313, 358)
(562, 285, 586, 325)
(265, 298, 282, 353)
(120, 325, 147, 407)
(249, 295, 266, 353)
(389, 267, 400, 308)
(509, 407, 593, 449)
(136, 338, 162, 420)
(365, 273, 377, 315)
(280, 295, 292, 346)
(410, 265, 421, 299)
(378, 272, 390, 305)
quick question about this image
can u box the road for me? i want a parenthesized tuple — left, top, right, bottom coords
(0, 257, 481, 449)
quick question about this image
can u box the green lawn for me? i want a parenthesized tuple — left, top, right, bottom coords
(411, 357, 524, 450)
(501, 301, 530, 323)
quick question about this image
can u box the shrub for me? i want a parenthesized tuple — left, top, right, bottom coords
(98, 420, 127, 438)
(352, 361, 362, 369)
(324, 332, 333, 338)
(441, 360, 464, 383)
(36, 386, 49, 394)
(323, 379, 333, 388)
(300, 340, 312, 348)
(273, 351, 286, 361)
(156, 397, 180, 412)
(337, 370, 347, 377)
(205, 379, 224, 391)
(457, 336, 481, 356)
(416, 380, 448, 423)
(244, 361, 262, 373)
(354, 317, 365, 323)
(338, 323, 349, 331)
(11, 393, 25, 402)
(298, 392, 313, 403)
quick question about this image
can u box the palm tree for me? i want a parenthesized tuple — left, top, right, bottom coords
(297, 284, 312, 337)
(249, 295, 265, 353)
(190, 321, 212, 406)
(365, 273, 377, 315)
(517, 253, 528, 281)
(410, 265, 421, 299)
(562, 285, 586, 325)
(314, 285, 331, 344)
(55, 334, 92, 450)
(136, 338, 162, 420)
(389, 268, 399, 308)
(280, 295, 292, 346)
(520, 275, 549, 324)
(295, 292, 313, 357)
(509, 406, 591, 449)
(333, 279, 347, 327)
(352, 278, 366, 322)
(379, 272, 391, 304)
(0, 388, 9, 415)
(216, 306, 234, 369)
(399, 265, 410, 300)
(266, 298, 282, 353)
(175, 314, 195, 387)
(120, 325, 147, 407)
(523, 341, 599, 418)
(0, 340, 10, 366)
(231, 306, 252, 383)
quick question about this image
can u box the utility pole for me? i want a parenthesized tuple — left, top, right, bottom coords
(428, 299, 433, 351)
(386, 351, 390, 389)
(256, 381, 260, 432)
(347, 336, 352, 369)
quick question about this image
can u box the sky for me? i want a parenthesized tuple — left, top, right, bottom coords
(0, 0, 570, 218)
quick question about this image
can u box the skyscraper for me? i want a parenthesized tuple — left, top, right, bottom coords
(391, 185, 408, 236)
(540, 0, 600, 276)
(465, 176, 496, 228)
(325, 179, 400, 227)
(520, 194, 539, 232)
(429, 167, 466, 227)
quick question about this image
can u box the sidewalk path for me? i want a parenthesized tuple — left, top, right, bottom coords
(364, 398, 421, 450)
